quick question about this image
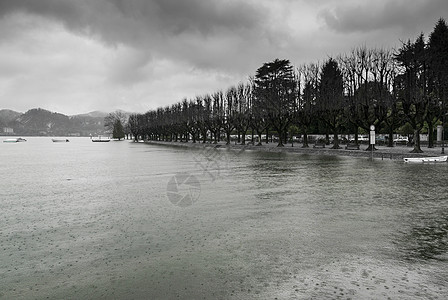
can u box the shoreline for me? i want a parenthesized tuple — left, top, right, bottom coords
(144, 140, 446, 161)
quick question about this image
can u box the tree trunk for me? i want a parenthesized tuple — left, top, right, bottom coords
(365, 144, 377, 151)
(387, 131, 394, 147)
(331, 131, 341, 149)
(302, 132, 309, 148)
(427, 122, 434, 148)
(213, 131, 218, 144)
(277, 132, 284, 147)
(411, 129, 423, 153)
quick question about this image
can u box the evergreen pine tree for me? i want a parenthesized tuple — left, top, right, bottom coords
(113, 119, 125, 140)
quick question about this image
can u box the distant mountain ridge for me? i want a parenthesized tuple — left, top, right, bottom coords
(74, 110, 109, 118)
(0, 108, 128, 136)
(0, 109, 22, 124)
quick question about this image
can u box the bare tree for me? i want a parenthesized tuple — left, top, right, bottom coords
(297, 63, 319, 148)
(317, 58, 345, 149)
(222, 86, 238, 145)
(234, 82, 252, 145)
(104, 110, 128, 139)
(395, 35, 429, 153)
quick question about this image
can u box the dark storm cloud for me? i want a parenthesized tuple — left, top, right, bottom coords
(0, 0, 272, 75)
(0, 0, 266, 45)
(0, 0, 83, 29)
(319, 0, 448, 34)
(4, 0, 444, 115)
(108, 0, 264, 37)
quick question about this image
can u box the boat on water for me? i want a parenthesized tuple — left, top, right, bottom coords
(403, 156, 448, 163)
(3, 138, 27, 143)
(91, 136, 110, 142)
(52, 139, 70, 142)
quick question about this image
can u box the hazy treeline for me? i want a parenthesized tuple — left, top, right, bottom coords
(128, 19, 448, 153)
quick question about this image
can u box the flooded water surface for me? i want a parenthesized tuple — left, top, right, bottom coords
(1, 138, 448, 299)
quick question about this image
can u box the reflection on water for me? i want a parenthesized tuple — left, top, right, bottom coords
(394, 210, 448, 262)
(1, 138, 448, 299)
(405, 217, 448, 261)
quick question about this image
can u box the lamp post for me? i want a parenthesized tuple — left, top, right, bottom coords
(442, 99, 445, 155)
(442, 112, 445, 154)
(370, 124, 375, 160)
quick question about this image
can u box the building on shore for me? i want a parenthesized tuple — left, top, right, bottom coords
(2, 127, 14, 135)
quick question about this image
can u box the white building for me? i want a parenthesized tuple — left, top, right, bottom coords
(3, 127, 14, 134)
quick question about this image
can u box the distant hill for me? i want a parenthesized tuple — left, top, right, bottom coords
(0, 109, 22, 125)
(74, 111, 108, 118)
(0, 108, 115, 136)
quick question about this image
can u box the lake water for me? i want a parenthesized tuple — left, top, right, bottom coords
(1, 137, 448, 299)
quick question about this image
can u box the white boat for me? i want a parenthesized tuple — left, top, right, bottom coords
(403, 156, 448, 163)
(91, 136, 110, 142)
(52, 139, 69, 142)
(3, 138, 27, 143)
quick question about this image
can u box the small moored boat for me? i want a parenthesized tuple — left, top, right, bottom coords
(3, 138, 27, 143)
(91, 136, 110, 142)
(403, 156, 448, 163)
(52, 139, 70, 142)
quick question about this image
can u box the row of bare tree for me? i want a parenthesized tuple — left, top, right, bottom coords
(128, 19, 448, 153)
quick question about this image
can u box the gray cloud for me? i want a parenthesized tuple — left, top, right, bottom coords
(0, 0, 84, 31)
(0, 0, 274, 79)
(108, 0, 265, 37)
(1, 0, 446, 115)
(0, 0, 267, 47)
(319, 0, 448, 35)
(107, 47, 153, 85)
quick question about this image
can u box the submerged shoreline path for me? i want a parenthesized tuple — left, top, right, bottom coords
(145, 140, 446, 161)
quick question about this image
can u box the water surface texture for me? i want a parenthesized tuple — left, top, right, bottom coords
(1, 138, 448, 299)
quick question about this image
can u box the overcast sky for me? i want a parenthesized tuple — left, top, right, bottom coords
(0, 0, 447, 115)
